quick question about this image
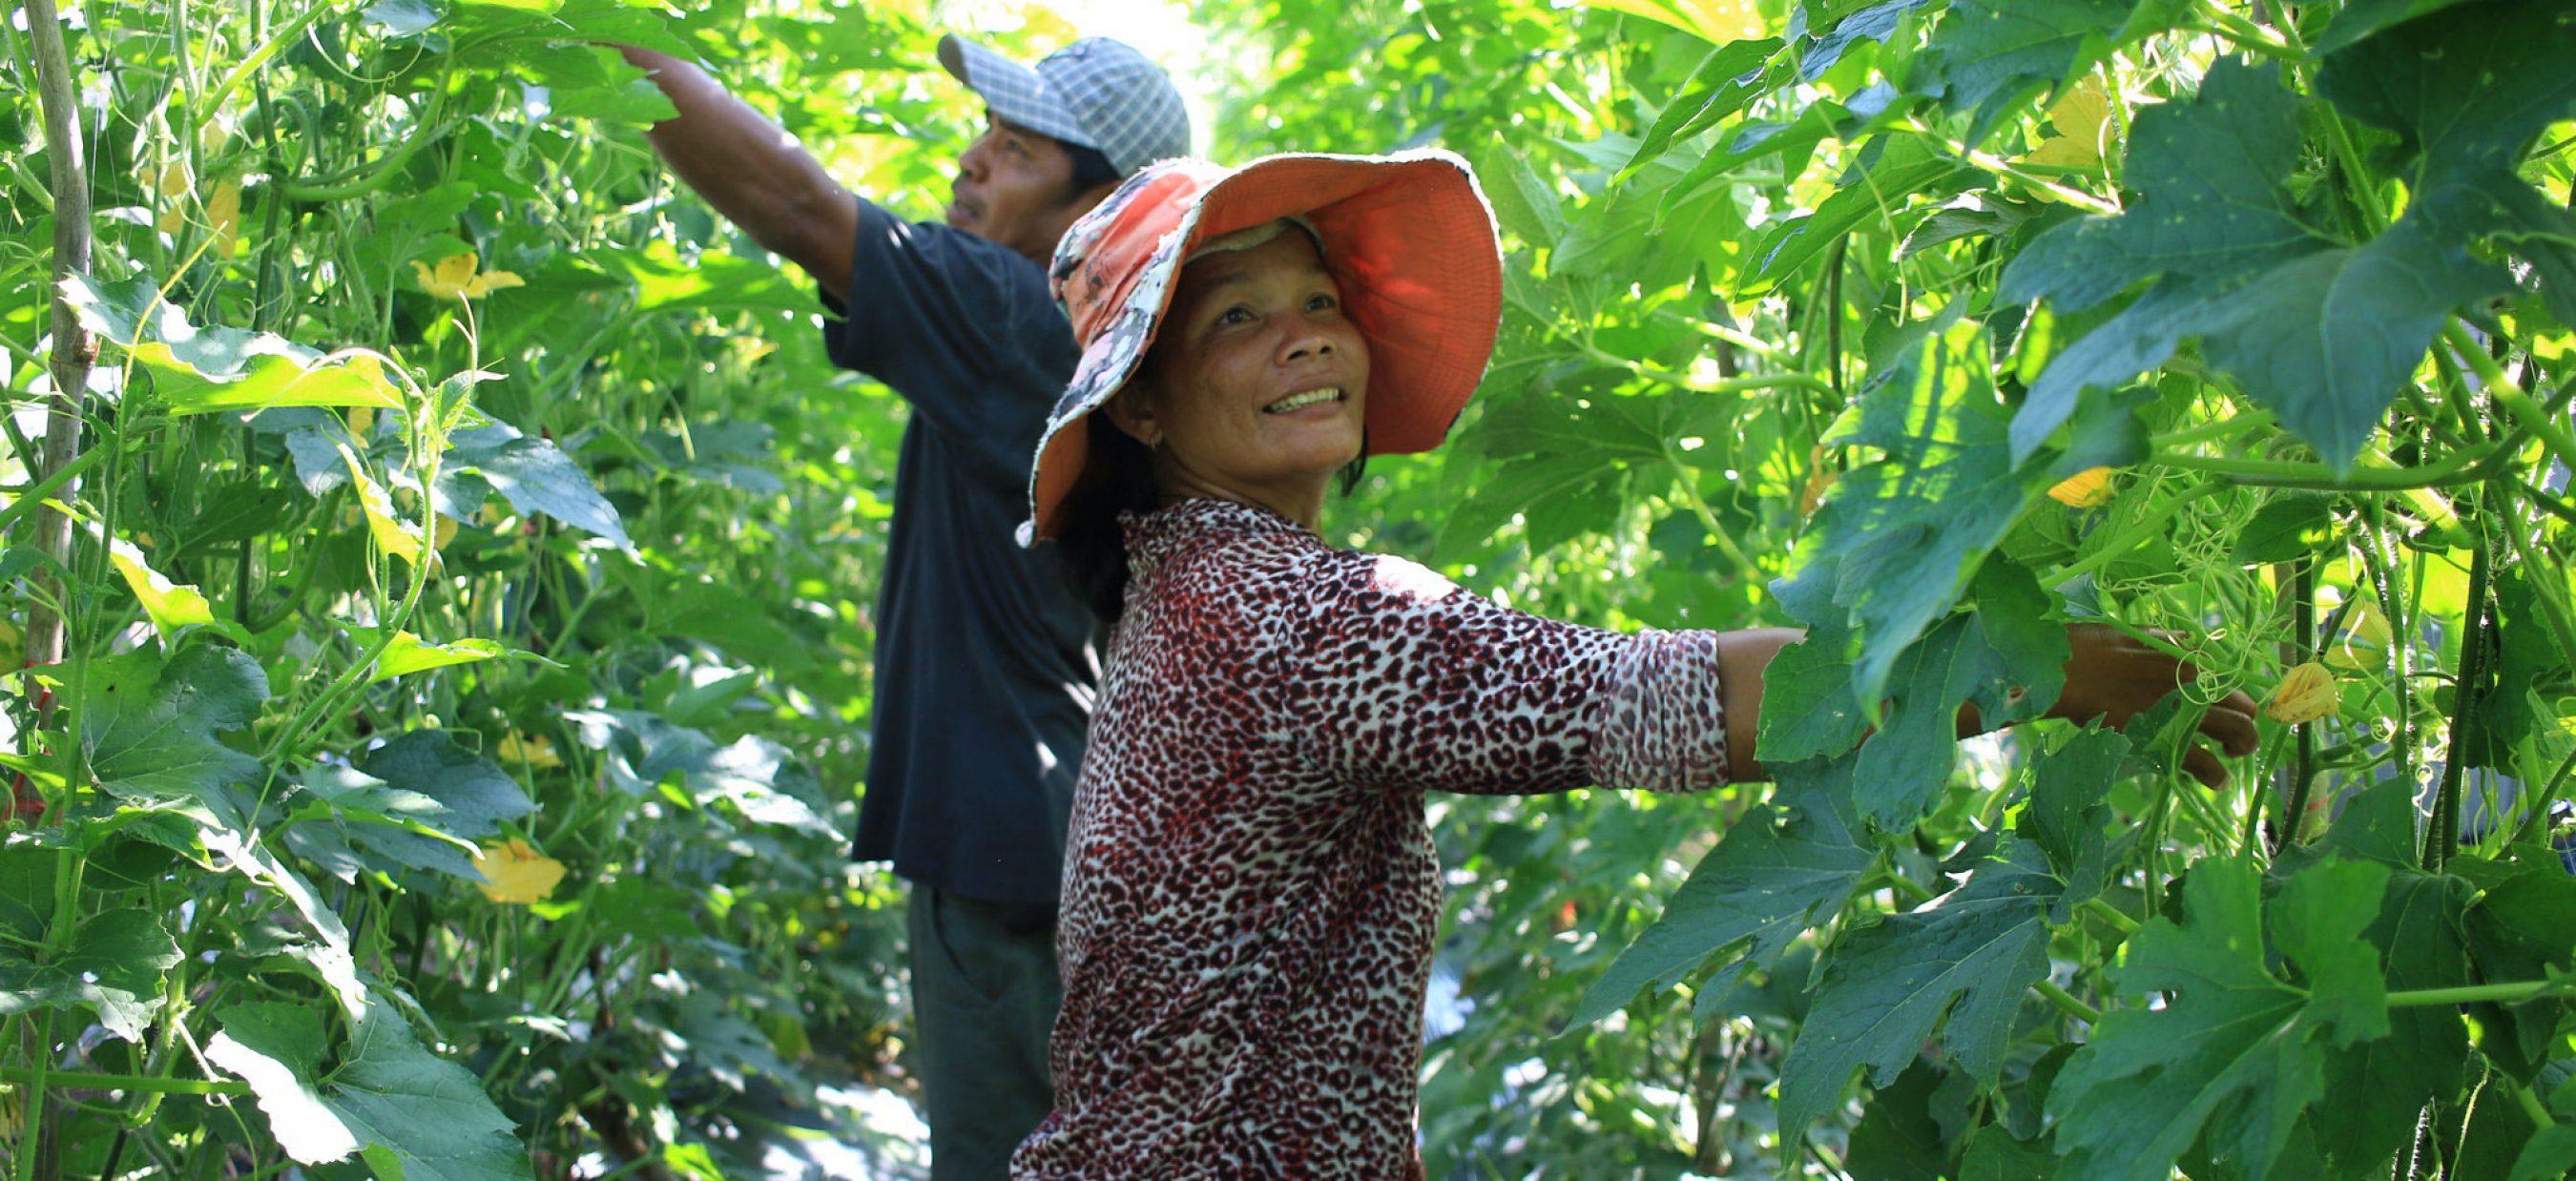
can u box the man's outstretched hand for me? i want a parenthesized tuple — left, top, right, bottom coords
(2049, 622, 2259, 788)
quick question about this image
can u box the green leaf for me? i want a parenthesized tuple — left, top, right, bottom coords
(2047, 856, 2390, 1181)
(63, 274, 405, 413)
(1751, 622, 1871, 763)
(0, 909, 179, 1042)
(103, 535, 221, 640)
(2279, 781, 2475, 1174)
(78, 646, 269, 828)
(208, 1003, 531, 1178)
(2466, 567, 2576, 772)
(1840, 1059, 1950, 1181)
(365, 631, 509, 683)
(1777, 841, 2062, 1137)
(1744, 135, 1976, 293)
(1615, 37, 1785, 179)
(1579, 0, 1766, 44)
(1572, 755, 1872, 1026)
(2002, 59, 2515, 466)
(1801, 0, 1936, 82)
(2311, 0, 2485, 54)
(360, 0, 440, 36)
(1850, 613, 1999, 828)
(2020, 727, 2128, 914)
(442, 424, 632, 549)
(2230, 495, 2337, 565)
(2508, 1125, 2576, 1181)
(1775, 315, 2044, 708)
(1921, 0, 2134, 140)
(571, 711, 834, 838)
(346, 731, 534, 878)
(2268, 858, 2392, 1046)
(2449, 844, 2576, 1072)
(1484, 137, 1555, 248)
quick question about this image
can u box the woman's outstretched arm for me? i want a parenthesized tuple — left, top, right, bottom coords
(1714, 623, 2260, 785)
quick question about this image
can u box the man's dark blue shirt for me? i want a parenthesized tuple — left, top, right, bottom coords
(822, 197, 1099, 905)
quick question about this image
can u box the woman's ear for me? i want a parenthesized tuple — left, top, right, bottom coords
(1102, 387, 1163, 449)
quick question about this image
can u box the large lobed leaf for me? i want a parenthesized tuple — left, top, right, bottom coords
(208, 1002, 530, 1180)
(2000, 58, 2518, 468)
(1776, 839, 2062, 1137)
(78, 645, 270, 828)
(1572, 755, 1873, 1026)
(63, 274, 405, 413)
(0, 909, 181, 1042)
(2047, 856, 2392, 1181)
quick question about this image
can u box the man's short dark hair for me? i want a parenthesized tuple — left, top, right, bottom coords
(1063, 142, 1120, 203)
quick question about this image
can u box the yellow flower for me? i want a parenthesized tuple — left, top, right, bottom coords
(497, 733, 564, 770)
(155, 160, 193, 234)
(2048, 466, 2116, 508)
(411, 253, 526, 300)
(473, 839, 567, 904)
(2265, 661, 2339, 725)
(206, 179, 241, 258)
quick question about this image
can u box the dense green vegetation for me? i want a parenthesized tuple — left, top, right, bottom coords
(4, 0, 2572, 1177)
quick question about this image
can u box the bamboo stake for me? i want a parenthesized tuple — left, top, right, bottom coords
(18, 1, 91, 1174)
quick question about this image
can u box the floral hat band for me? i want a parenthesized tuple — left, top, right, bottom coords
(1017, 150, 1506, 547)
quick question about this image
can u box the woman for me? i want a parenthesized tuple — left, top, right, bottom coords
(1009, 152, 2256, 1178)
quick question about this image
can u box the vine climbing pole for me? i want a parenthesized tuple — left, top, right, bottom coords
(15, 0, 93, 1172)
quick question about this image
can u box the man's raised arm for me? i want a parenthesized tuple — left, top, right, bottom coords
(618, 47, 859, 296)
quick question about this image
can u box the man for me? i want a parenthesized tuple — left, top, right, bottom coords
(617, 34, 1189, 1178)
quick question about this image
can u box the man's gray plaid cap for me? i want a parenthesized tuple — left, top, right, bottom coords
(937, 34, 1191, 177)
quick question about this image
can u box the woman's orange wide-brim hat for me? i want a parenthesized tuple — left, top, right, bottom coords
(1017, 150, 1504, 546)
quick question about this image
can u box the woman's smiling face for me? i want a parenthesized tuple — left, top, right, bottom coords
(1111, 226, 1371, 523)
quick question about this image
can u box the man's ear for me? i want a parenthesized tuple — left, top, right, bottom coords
(1103, 387, 1162, 448)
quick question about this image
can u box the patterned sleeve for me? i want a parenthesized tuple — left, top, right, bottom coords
(1282, 549, 1729, 797)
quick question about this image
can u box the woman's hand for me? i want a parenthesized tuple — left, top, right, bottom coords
(2048, 623, 2258, 788)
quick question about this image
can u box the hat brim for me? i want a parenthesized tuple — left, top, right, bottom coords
(936, 34, 1100, 152)
(1024, 152, 1502, 546)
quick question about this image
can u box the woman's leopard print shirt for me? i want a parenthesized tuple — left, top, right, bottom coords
(1012, 498, 1729, 1179)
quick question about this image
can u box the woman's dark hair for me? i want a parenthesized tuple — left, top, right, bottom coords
(1057, 413, 1162, 623)
(1056, 407, 1370, 624)
(1063, 143, 1121, 204)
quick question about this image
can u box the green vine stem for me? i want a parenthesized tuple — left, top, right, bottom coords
(0, 446, 104, 534)
(2081, 897, 2142, 939)
(2277, 558, 2318, 853)
(2427, 529, 2494, 872)
(2051, 478, 2229, 584)
(2034, 980, 2103, 1025)
(0, 1067, 247, 1097)
(2385, 980, 2575, 1008)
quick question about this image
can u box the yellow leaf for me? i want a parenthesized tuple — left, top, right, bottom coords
(0, 616, 19, 670)
(2265, 661, 2339, 725)
(2025, 74, 2112, 169)
(473, 839, 567, 904)
(346, 406, 376, 435)
(411, 253, 522, 300)
(105, 536, 219, 639)
(2047, 466, 2116, 508)
(497, 733, 565, 770)
(338, 445, 424, 566)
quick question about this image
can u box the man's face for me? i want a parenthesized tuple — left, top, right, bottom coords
(946, 113, 1097, 262)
